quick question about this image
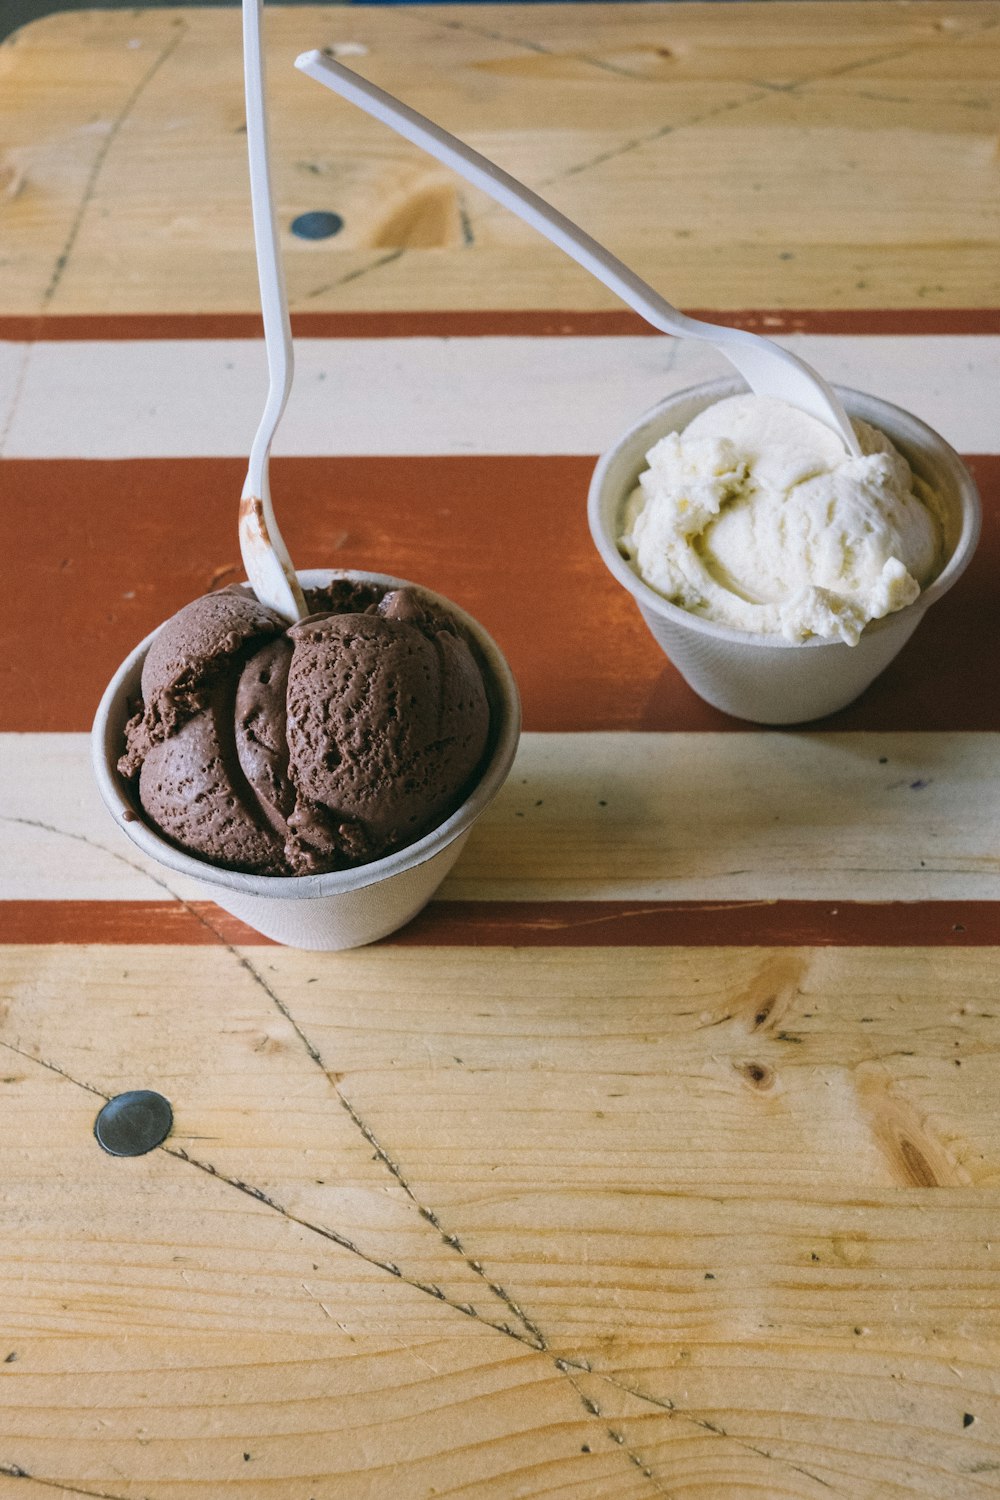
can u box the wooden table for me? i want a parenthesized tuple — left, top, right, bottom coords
(2, 4, 1000, 1494)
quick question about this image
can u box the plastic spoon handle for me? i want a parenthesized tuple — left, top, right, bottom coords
(240, 0, 306, 622)
(295, 49, 860, 455)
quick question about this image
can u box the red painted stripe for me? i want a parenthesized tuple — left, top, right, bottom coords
(1, 309, 999, 342)
(0, 901, 252, 946)
(0, 900, 994, 947)
(3, 454, 998, 734)
(398, 900, 1000, 948)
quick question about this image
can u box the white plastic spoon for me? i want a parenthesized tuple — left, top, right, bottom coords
(239, 0, 307, 622)
(295, 49, 861, 456)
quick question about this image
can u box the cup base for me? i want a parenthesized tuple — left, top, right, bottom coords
(204, 833, 469, 949)
(635, 601, 924, 726)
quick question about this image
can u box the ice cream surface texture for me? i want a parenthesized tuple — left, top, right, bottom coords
(118, 581, 491, 875)
(620, 394, 945, 645)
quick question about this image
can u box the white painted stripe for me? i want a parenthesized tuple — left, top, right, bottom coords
(0, 341, 26, 442)
(1, 336, 998, 458)
(3, 732, 999, 903)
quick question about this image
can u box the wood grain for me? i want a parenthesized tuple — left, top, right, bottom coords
(1, 942, 1000, 1495)
(1, 1338, 997, 1499)
(6, 731, 1000, 904)
(1, 4, 999, 315)
(4, 941, 1000, 1313)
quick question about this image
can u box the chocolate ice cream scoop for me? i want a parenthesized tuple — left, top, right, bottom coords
(118, 583, 491, 876)
(118, 589, 286, 777)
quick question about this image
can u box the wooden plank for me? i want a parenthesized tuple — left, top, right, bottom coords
(4, 897, 1000, 948)
(3, 1339, 996, 1500)
(6, 731, 1000, 904)
(0, 1336, 643, 1500)
(5, 308, 1000, 338)
(0, 1338, 995, 1499)
(3, 332, 999, 458)
(237, 943, 1000, 1195)
(2, 940, 999, 1220)
(1, 942, 999, 1493)
(1, 4, 998, 316)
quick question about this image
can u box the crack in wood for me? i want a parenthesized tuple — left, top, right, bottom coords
(0, 816, 172, 888)
(164, 1141, 543, 1345)
(581, 1368, 840, 1493)
(304, 248, 405, 301)
(557, 1367, 681, 1498)
(448, 20, 999, 250)
(542, 89, 770, 188)
(232, 940, 549, 1350)
(461, 87, 772, 241)
(1, 1011, 843, 1496)
(394, 10, 552, 58)
(0, 343, 30, 460)
(395, 8, 686, 88)
(0, 1039, 109, 1103)
(747, 42, 923, 96)
(41, 21, 188, 309)
(0, 1461, 142, 1500)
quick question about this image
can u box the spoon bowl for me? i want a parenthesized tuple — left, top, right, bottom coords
(295, 49, 861, 456)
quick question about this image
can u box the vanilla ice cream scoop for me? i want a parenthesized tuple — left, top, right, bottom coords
(621, 394, 945, 646)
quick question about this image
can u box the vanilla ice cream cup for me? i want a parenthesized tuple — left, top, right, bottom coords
(93, 571, 520, 950)
(589, 378, 980, 724)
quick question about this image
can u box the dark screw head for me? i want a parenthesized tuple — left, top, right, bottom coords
(291, 211, 344, 240)
(94, 1091, 173, 1157)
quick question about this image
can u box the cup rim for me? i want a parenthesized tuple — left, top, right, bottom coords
(91, 570, 521, 899)
(588, 377, 982, 652)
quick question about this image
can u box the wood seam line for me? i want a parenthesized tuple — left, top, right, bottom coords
(305, 13, 803, 246)
(303, 246, 405, 301)
(0, 1463, 138, 1500)
(302, 9, 998, 271)
(559, 1366, 682, 1499)
(330, 13, 962, 238)
(537, 88, 772, 192)
(558, 1362, 839, 1495)
(524, 33, 935, 205)
(222, 941, 548, 1348)
(388, 6, 553, 61)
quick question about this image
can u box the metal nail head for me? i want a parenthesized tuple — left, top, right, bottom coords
(291, 210, 344, 240)
(94, 1090, 173, 1157)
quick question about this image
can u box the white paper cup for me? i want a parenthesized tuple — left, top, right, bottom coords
(92, 571, 520, 950)
(588, 378, 981, 725)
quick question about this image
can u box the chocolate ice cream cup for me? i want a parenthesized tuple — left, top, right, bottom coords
(588, 377, 981, 725)
(92, 571, 520, 950)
